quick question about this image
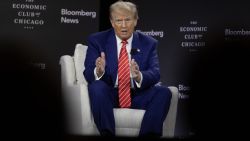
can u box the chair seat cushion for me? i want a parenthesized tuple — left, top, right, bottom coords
(113, 108, 145, 128)
(114, 108, 145, 136)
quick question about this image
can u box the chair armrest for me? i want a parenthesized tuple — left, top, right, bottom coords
(163, 86, 179, 137)
(62, 83, 97, 135)
(59, 55, 76, 87)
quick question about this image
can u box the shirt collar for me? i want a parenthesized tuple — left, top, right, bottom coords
(115, 34, 133, 46)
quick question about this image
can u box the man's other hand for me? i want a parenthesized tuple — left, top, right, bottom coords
(131, 59, 141, 83)
(95, 52, 105, 77)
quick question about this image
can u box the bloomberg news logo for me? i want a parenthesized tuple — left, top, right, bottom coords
(61, 8, 97, 24)
(136, 29, 164, 38)
(178, 84, 190, 99)
(225, 28, 250, 36)
(225, 28, 250, 40)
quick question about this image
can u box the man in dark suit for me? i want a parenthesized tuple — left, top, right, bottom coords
(84, 0, 171, 137)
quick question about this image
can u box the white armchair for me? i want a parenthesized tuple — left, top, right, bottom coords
(59, 44, 179, 137)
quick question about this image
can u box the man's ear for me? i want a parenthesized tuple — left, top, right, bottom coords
(134, 19, 138, 27)
(110, 19, 115, 28)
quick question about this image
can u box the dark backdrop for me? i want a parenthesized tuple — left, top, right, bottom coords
(1, 0, 249, 140)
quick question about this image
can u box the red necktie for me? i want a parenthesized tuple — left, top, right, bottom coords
(118, 40, 131, 108)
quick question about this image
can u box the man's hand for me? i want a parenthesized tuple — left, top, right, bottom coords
(95, 52, 105, 77)
(131, 59, 141, 83)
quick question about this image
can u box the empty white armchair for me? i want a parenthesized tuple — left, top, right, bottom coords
(59, 44, 179, 137)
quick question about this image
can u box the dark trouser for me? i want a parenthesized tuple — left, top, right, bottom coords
(88, 80, 172, 136)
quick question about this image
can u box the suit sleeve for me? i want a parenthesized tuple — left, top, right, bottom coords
(83, 36, 99, 83)
(140, 41, 160, 89)
(83, 36, 112, 85)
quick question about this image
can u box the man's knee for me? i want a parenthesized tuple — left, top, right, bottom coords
(155, 85, 172, 100)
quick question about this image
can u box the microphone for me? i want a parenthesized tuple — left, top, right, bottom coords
(130, 48, 140, 55)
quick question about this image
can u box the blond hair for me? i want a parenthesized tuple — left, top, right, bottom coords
(109, 0, 138, 20)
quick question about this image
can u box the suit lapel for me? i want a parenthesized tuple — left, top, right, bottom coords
(105, 29, 118, 85)
(131, 32, 142, 67)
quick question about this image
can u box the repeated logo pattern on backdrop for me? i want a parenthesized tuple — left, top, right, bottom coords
(135, 0, 250, 137)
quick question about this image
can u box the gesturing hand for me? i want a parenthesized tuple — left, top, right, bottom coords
(95, 52, 105, 77)
(131, 59, 141, 83)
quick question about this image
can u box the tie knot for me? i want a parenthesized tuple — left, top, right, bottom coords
(121, 40, 128, 45)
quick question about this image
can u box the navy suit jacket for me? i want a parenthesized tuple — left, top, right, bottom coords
(84, 28, 160, 90)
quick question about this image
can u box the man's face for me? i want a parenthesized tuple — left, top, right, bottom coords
(110, 10, 137, 40)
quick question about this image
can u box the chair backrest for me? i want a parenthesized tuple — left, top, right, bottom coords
(73, 44, 88, 85)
